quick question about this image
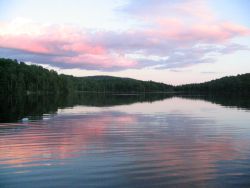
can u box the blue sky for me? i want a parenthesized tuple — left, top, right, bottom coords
(0, 0, 249, 84)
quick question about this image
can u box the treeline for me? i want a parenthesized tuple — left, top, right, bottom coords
(0, 58, 173, 94)
(73, 76, 173, 93)
(1, 58, 250, 94)
(0, 58, 72, 94)
(175, 73, 250, 93)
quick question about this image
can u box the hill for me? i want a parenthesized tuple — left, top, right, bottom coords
(175, 73, 250, 93)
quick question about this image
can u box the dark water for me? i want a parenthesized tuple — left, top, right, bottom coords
(0, 93, 250, 188)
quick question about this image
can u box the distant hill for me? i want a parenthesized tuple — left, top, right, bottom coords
(74, 75, 173, 93)
(0, 58, 173, 94)
(175, 73, 250, 93)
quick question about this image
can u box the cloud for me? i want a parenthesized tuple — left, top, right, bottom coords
(120, 0, 214, 22)
(0, 19, 137, 70)
(0, 1, 249, 71)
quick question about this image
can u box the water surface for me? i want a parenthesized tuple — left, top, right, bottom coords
(0, 94, 250, 187)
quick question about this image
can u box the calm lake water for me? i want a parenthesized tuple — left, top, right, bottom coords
(0, 94, 250, 188)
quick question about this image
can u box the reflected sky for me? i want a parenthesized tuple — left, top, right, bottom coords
(0, 97, 250, 187)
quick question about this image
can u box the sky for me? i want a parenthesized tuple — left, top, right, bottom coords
(0, 0, 250, 85)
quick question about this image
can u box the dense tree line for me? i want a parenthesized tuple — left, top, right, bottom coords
(1, 58, 249, 95)
(0, 58, 173, 94)
(74, 76, 173, 93)
(0, 58, 72, 94)
(175, 74, 250, 94)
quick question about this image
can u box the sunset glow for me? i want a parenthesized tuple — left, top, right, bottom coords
(0, 0, 249, 84)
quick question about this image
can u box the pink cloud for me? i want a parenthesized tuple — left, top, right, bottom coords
(0, 21, 138, 70)
(0, 0, 249, 71)
(189, 22, 250, 42)
(0, 35, 51, 54)
(144, 20, 250, 44)
(54, 54, 137, 69)
(62, 43, 106, 55)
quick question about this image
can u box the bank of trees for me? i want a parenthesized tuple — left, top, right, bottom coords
(1, 58, 250, 95)
(175, 73, 250, 93)
(0, 58, 71, 94)
(0, 58, 173, 94)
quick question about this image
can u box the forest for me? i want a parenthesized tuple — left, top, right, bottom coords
(0, 58, 173, 94)
(175, 73, 250, 93)
(0, 58, 250, 95)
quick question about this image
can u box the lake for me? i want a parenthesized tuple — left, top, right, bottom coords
(0, 93, 250, 188)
